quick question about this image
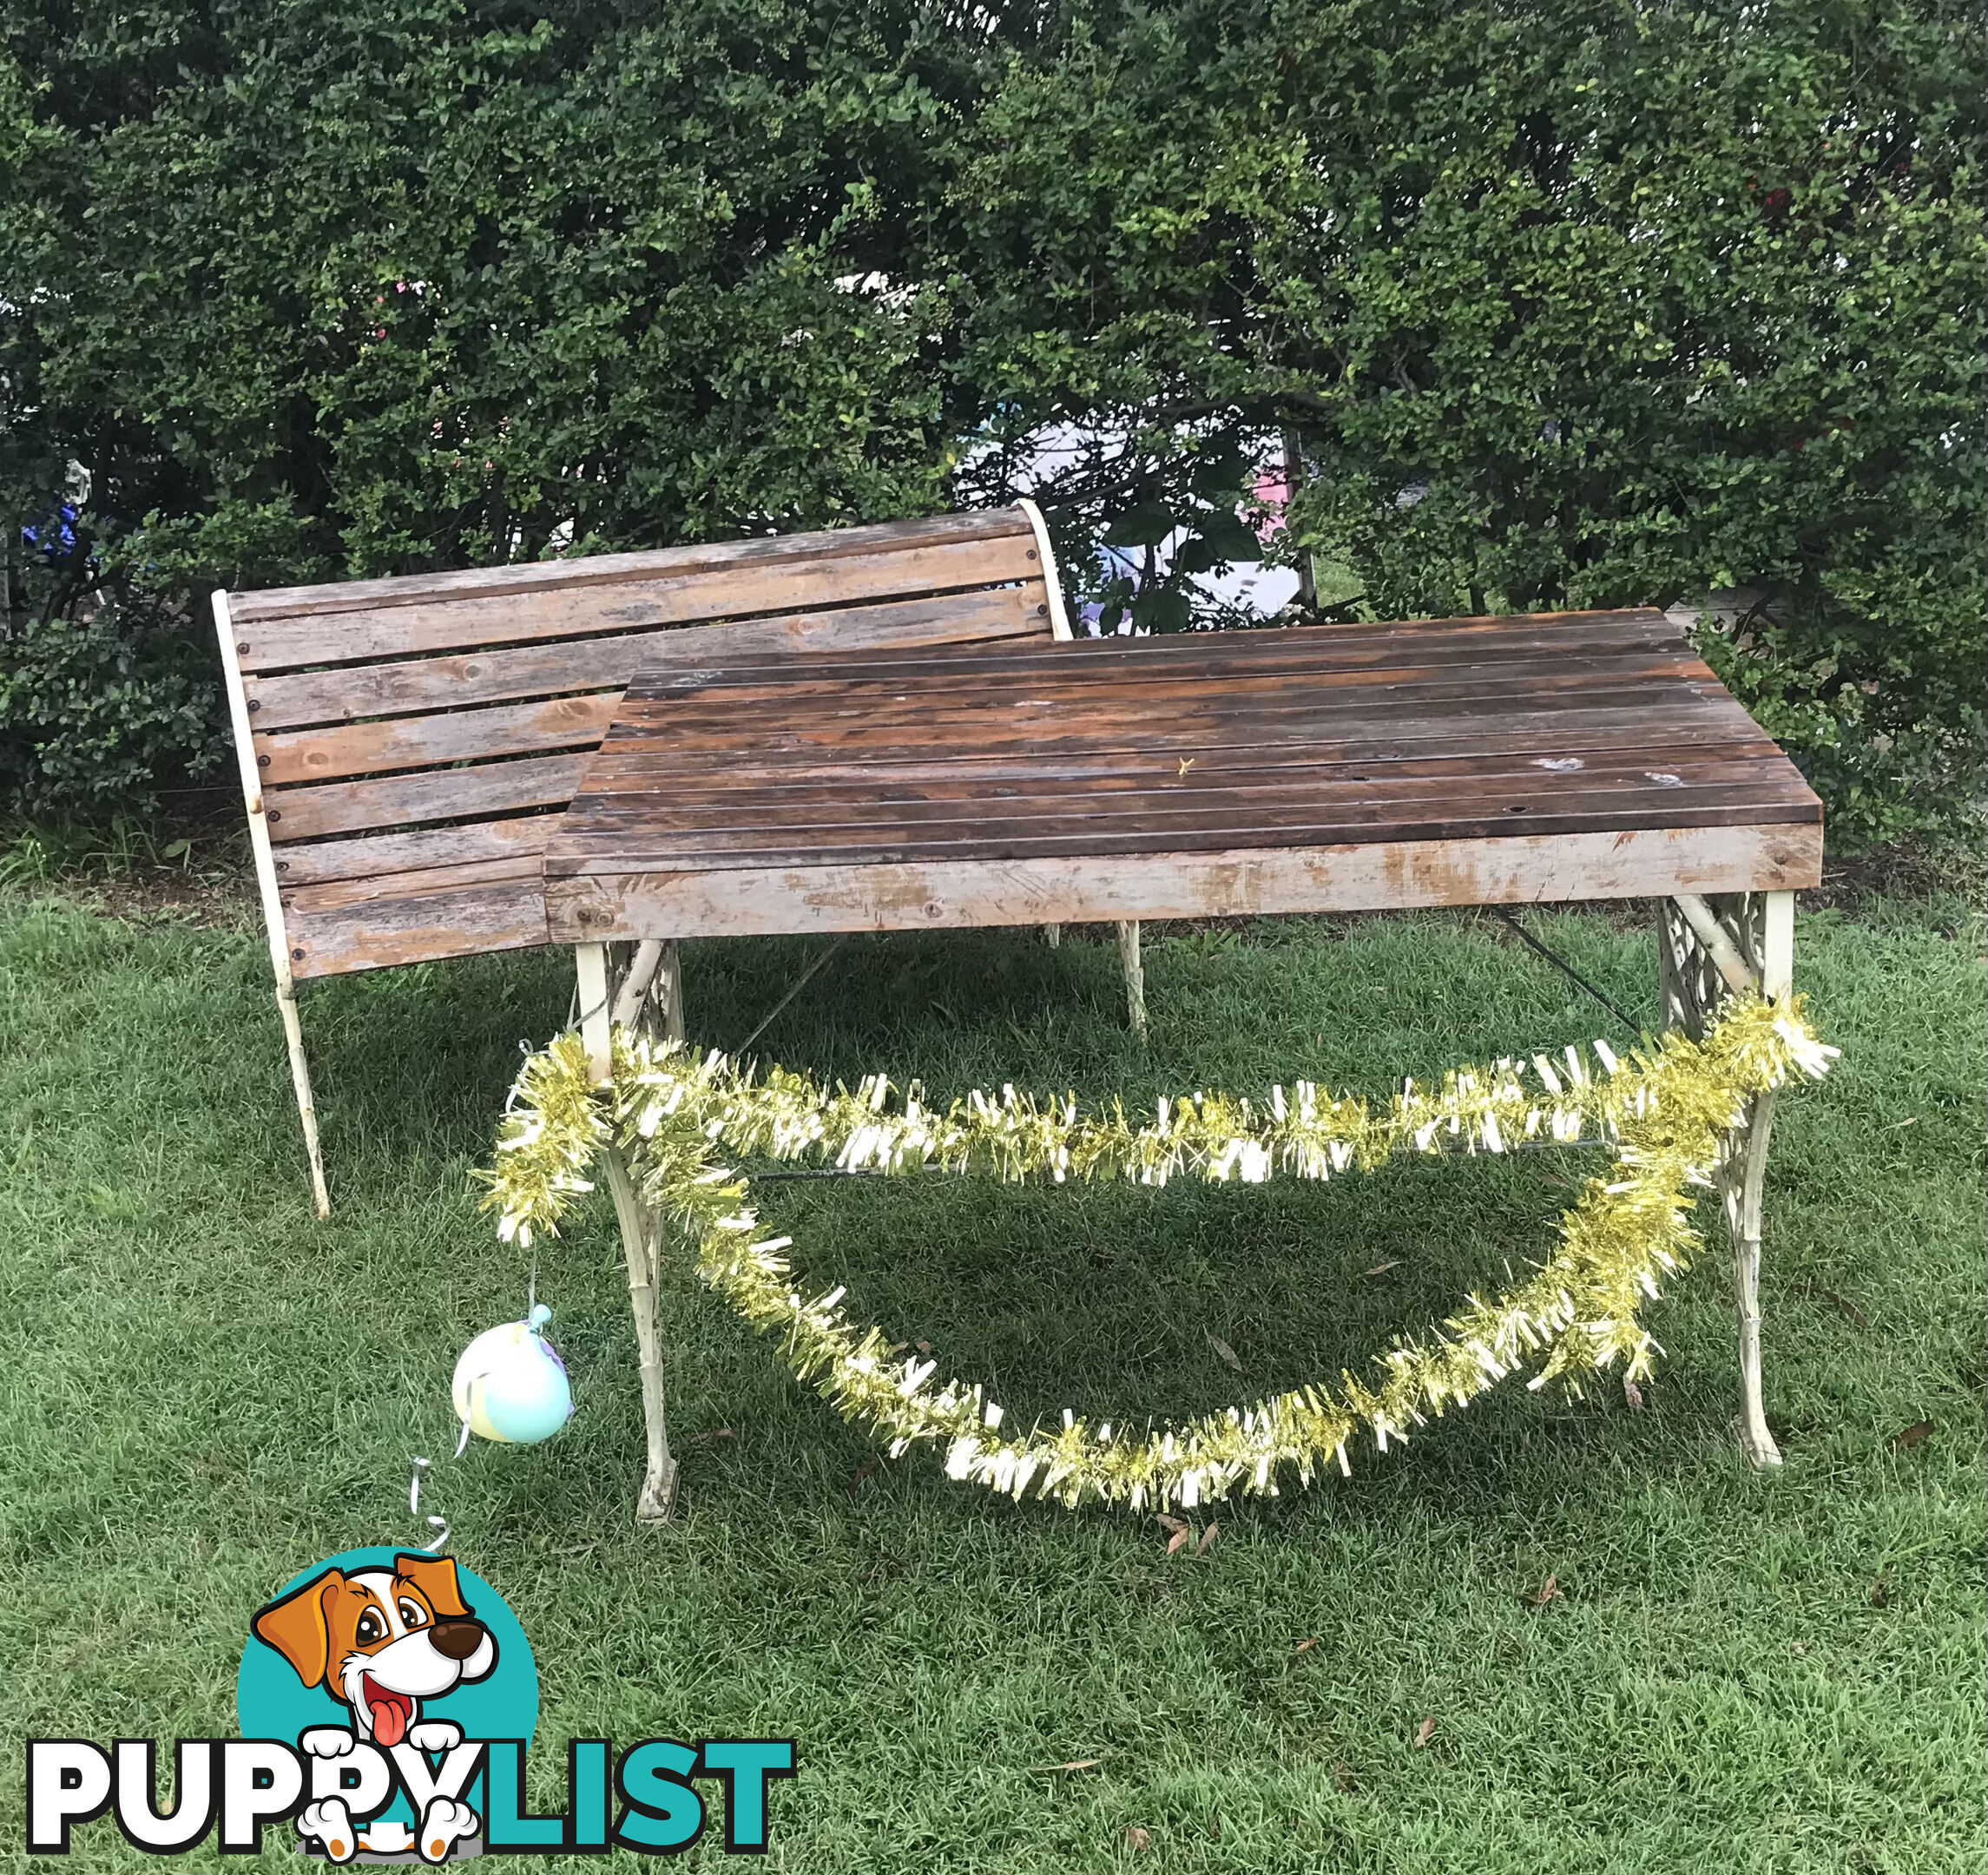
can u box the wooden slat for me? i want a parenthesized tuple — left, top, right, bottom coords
(229, 507, 1034, 623)
(552, 797, 1817, 877)
(234, 536, 1044, 672)
(259, 692, 622, 786)
(242, 586, 1043, 729)
(619, 645, 1703, 730)
(284, 853, 545, 913)
(580, 691, 1764, 781)
(286, 877, 550, 977)
(555, 736, 1793, 810)
(266, 753, 591, 843)
(272, 817, 554, 888)
(543, 823, 1826, 942)
(550, 748, 1807, 847)
(576, 714, 1790, 796)
(629, 610, 1681, 698)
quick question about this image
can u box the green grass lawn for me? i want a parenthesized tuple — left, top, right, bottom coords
(1, 890, 1981, 1872)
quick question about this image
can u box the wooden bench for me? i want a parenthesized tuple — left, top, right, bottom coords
(213, 503, 1072, 1216)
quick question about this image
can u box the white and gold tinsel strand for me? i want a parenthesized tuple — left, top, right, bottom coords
(479, 994, 1833, 1512)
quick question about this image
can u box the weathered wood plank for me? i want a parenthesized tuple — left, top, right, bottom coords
(551, 797, 1820, 877)
(554, 737, 1794, 812)
(287, 878, 550, 977)
(550, 750, 1812, 851)
(572, 716, 1793, 796)
(265, 753, 591, 843)
(228, 506, 1034, 622)
(543, 823, 1826, 941)
(283, 853, 545, 914)
(627, 612, 1682, 698)
(259, 691, 622, 786)
(242, 585, 1042, 729)
(617, 648, 1709, 729)
(273, 816, 554, 887)
(234, 536, 1044, 671)
(579, 690, 1768, 779)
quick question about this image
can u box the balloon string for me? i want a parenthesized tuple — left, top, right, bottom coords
(408, 1454, 452, 1554)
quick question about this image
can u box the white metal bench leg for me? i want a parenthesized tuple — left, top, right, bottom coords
(1118, 920, 1146, 1036)
(577, 940, 680, 1523)
(1660, 889, 1794, 1468)
(274, 979, 331, 1220)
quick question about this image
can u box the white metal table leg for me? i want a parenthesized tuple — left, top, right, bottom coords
(1661, 890, 1794, 1467)
(1118, 920, 1147, 1036)
(576, 939, 679, 1522)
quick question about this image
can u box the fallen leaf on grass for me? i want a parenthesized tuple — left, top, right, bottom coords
(1196, 1521, 1219, 1556)
(684, 1427, 736, 1446)
(915, 1339, 933, 1356)
(847, 1457, 880, 1495)
(1293, 1637, 1320, 1657)
(1167, 1524, 1192, 1556)
(1868, 1576, 1891, 1609)
(1890, 1418, 1934, 1451)
(1156, 1512, 1189, 1536)
(1027, 1759, 1102, 1774)
(1413, 1716, 1437, 1749)
(1363, 1260, 1400, 1278)
(1793, 1280, 1869, 1328)
(1525, 1576, 1563, 1609)
(1124, 1826, 1152, 1851)
(1622, 1375, 1645, 1411)
(1206, 1332, 1243, 1374)
(1331, 1761, 1356, 1792)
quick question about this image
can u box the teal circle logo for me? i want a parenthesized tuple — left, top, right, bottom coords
(237, 1548, 537, 1860)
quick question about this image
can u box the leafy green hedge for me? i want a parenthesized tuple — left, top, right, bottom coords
(3, 0, 1981, 842)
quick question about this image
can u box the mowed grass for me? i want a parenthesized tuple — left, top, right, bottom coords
(0, 891, 1981, 1873)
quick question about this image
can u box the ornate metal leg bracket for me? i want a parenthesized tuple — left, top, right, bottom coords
(577, 941, 682, 1524)
(1659, 891, 1794, 1467)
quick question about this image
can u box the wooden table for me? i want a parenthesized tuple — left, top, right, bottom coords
(546, 608, 1820, 943)
(552, 608, 1823, 1515)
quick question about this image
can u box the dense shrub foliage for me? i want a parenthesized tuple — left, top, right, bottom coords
(3, 0, 1981, 839)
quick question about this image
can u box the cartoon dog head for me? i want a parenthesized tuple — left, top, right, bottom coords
(252, 1554, 497, 1747)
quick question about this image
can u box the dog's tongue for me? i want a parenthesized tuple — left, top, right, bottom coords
(366, 1686, 411, 1747)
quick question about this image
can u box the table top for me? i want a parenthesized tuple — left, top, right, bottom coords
(543, 609, 1823, 939)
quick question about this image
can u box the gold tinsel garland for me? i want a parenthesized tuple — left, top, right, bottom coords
(479, 996, 1834, 1511)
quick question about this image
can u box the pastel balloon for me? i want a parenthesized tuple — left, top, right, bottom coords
(451, 1306, 573, 1445)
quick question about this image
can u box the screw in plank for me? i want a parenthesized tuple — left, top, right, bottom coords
(292, 948, 305, 961)
(258, 754, 271, 767)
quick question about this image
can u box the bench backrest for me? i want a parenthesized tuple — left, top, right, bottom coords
(214, 504, 1070, 983)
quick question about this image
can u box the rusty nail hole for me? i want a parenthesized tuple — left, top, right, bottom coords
(1504, 804, 1529, 812)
